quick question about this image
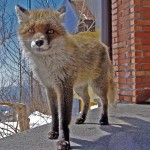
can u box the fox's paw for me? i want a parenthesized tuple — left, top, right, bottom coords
(48, 131, 59, 139)
(57, 140, 70, 150)
(99, 116, 109, 125)
(75, 117, 85, 124)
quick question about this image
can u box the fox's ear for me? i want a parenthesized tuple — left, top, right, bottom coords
(15, 5, 29, 23)
(57, 6, 66, 22)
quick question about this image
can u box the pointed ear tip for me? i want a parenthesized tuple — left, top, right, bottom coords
(62, 5, 66, 10)
(15, 5, 21, 11)
(58, 5, 66, 14)
(63, 5, 66, 11)
(15, 5, 18, 10)
(15, 5, 26, 11)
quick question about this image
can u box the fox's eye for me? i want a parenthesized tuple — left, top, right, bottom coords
(28, 28, 35, 33)
(47, 29, 54, 34)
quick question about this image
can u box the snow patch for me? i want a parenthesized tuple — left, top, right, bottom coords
(29, 111, 51, 128)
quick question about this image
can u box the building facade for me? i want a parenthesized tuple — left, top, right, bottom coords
(112, 0, 150, 103)
(26, 0, 150, 103)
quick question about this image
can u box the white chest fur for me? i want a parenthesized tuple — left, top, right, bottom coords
(28, 50, 73, 87)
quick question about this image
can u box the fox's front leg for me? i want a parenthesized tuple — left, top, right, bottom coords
(56, 80, 73, 150)
(46, 88, 59, 139)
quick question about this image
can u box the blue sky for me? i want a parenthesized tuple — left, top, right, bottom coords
(8, 0, 78, 33)
(0, 0, 78, 88)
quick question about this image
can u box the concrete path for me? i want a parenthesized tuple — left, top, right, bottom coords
(0, 103, 150, 150)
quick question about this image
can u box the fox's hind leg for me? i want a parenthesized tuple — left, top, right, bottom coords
(91, 77, 109, 125)
(74, 84, 90, 124)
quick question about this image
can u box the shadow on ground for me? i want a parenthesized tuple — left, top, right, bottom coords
(71, 116, 150, 150)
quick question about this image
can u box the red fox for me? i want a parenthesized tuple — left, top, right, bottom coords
(16, 5, 117, 150)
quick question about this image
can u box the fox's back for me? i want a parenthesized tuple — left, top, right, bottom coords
(65, 32, 109, 84)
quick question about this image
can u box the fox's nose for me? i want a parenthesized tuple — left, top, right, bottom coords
(35, 40, 44, 47)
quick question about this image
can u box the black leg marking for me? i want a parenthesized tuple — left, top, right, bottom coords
(57, 140, 70, 150)
(100, 114, 109, 125)
(75, 115, 86, 124)
(46, 88, 59, 139)
(74, 85, 90, 125)
(56, 80, 73, 150)
(48, 131, 59, 139)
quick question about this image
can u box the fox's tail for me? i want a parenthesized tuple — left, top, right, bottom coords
(107, 63, 117, 105)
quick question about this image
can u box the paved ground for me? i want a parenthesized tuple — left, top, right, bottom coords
(0, 103, 150, 150)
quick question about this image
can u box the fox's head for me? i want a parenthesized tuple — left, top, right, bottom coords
(15, 5, 66, 54)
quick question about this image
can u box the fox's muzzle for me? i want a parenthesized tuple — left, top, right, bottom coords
(31, 36, 49, 51)
(35, 40, 44, 47)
